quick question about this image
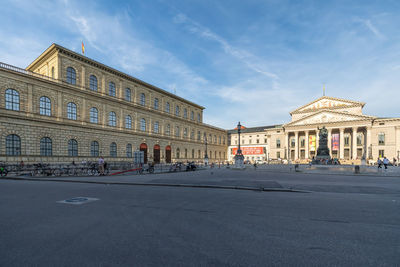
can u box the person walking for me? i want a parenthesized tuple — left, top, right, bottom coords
(383, 157, 389, 170)
(377, 158, 382, 170)
(98, 156, 105, 176)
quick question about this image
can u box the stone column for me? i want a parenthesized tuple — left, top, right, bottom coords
(352, 127, 358, 160)
(294, 131, 299, 160)
(284, 132, 289, 159)
(328, 128, 332, 157)
(339, 128, 345, 159)
(305, 131, 309, 159)
(366, 127, 372, 159)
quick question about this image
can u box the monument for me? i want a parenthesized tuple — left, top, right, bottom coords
(313, 126, 331, 164)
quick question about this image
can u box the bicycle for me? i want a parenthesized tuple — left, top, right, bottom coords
(0, 164, 8, 177)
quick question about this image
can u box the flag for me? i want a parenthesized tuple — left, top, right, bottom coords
(81, 41, 85, 55)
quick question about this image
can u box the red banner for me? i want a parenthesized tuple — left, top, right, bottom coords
(232, 147, 264, 155)
(332, 133, 339, 151)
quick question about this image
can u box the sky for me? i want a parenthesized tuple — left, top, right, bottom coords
(1, 0, 400, 129)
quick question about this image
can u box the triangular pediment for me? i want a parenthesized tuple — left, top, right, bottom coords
(291, 96, 365, 114)
(285, 110, 375, 126)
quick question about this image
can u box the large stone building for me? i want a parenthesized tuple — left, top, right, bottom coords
(228, 96, 400, 164)
(0, 43, 227, 163)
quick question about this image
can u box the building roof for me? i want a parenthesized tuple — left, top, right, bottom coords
(26, 43, 205, 110)
(227, 125, 280, 134)
(290, 96, 365, 115)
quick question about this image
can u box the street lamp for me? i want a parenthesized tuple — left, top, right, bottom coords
(234, 121, 244, 168)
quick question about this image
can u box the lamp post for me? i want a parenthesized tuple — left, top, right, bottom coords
(234, 121, 244, 168)
(204, 135, 209, 165)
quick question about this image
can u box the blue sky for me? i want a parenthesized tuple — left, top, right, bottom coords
(1, 0, 400, 129)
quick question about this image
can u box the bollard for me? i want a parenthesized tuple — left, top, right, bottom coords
(354, 165, 360, 174)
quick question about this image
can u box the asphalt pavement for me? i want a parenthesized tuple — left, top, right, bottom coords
(1, 168, 399, 266)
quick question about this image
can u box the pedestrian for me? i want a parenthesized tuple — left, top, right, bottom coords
(393, 157, 397, 167)
(383, 157, 389, 170)
(254, 162, 257, 170)
(377, 158, 382, 169)
(98, 156, 105, 175)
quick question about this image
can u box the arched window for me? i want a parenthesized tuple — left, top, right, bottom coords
(166, 124, 171, 135)
(40, 137, 52, 156)
(184, 128, 188, 137)
(110, 142, 117, 157)
(191, 130, 194, 139)
(214, 135, 217, 143)
(198, 150, 201, 158)
(184, 108, 188, 118)
(175, 126, 180, 137)
(185, 148, 188, 158)
(66, 67, 76, 84)
(39, 96, 51, 116)
(154, 98, 159, 110)
(223, 137, 225, 145)
(51, 67, 55, 78)
(140, 118, 146, 131)
(68, 139, 78, 156)
(90, 75, 98, 91)
(191, 111, 194, 120)
(165, 102, 170, 113)
(140, 93, 146, 106)
(176, 148, 180, 159)
(5, 89, 20, 111)
(109, 82, 116, 96)
(197, 113, 201, 122)
(197, 131, 201, 140)
(175, 105, 180, 116)
(90, 141, 99, 157)
(125, 115, 132, 129)
(192, 149, 195, 158)
(125, 88, 131, 101)
(6, 134, 21, 155)
(90, 107, 98, 123)
(126, 144, 132, 158)
(154, 121, 159, 133)
(109, 112, 116, 127)
(67, 102, 77, 120)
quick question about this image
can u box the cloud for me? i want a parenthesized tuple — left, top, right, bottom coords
(354, 17, 385, 39)
(173, 12, 279, 80)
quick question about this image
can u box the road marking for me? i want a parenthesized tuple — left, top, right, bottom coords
(57, 197, 99, 205)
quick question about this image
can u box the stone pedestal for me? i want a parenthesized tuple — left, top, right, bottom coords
(234, 154, 245, 169)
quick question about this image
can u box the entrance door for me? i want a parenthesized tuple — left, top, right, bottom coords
(153, 144, 160, 164)
(140, 143, 148, 164)
(165, 145, 171, 163)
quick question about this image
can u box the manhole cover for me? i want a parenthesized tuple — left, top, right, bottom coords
(57, 197, 99, 205)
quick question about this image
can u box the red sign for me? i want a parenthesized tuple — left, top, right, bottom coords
(232, 147, 264, 155)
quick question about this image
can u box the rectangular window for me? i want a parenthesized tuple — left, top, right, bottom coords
(264, 139, 267, 144)
(378, 133, 385, 145)
(276, 139, 281, 148)
(256, 139, 259, 144)
(300, 138, 305, 148)
(357, 133, 363, 146)
(291, 138, 295, 148)
(277, 152, 281, 159)
(344, 135, 350, 146)
(379, 149, 385, 157)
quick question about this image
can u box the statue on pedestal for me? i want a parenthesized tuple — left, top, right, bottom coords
(314, 126, 331, 163)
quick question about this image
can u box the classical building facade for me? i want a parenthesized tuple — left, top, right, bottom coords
(0, 44, 227, 163)
(229, 96, 400, 164)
